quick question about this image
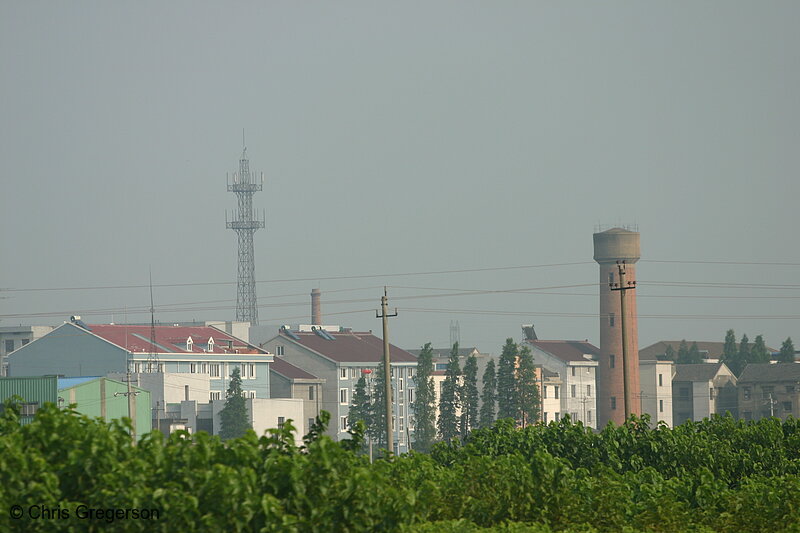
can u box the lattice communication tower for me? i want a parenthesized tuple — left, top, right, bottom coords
(226, 146, 265, 325)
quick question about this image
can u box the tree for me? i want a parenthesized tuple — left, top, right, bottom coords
(479, 359, 497, 428)
(349, 376, 371, 446)
(459, 353, 479, 438)
(779, 337, 796, 363)
(751, 335, 769, 364)
(411, 343, 437, 452)
(677, 340, 690, 364)
(516, 344, 540, 427)
(722, 330, 742, 376)
(497, 338, 518, 421)
(739, 334, 751, 361)
(219, 367, 252, 440)
(687, 342, 702, 364)
(437, 342, 461, 442)
(664, 344, 676, 361)
(370, 359, 389, 450)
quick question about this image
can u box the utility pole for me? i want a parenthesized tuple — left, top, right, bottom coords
(766, 393, 777, 417)
(376, 287, 397, 454)
(115, 359, 140, 444)
(610, 261, 636, 420)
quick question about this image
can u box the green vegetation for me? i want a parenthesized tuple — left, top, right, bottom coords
(412, 343, 437, 453)
(3, 401, 800, 532)
(438, 343, 461, 442)
(218, 367, 251, 440)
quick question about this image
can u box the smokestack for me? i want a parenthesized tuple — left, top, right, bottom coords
(311, 288, 322, 325)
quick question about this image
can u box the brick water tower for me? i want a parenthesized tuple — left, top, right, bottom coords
(593, 227, 641, 426)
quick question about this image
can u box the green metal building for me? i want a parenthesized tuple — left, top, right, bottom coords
(0, 376, 151, 438)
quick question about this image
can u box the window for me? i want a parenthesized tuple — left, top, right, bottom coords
(609, 354, 616, 368)
(202, 363, 207, 374)
(20, 402, 39, 416)
(308, 386, 315, 400)
(609, 312, 615, 327)
(571, 367, 576, 377)
(340, 367, 347, 379)
(134, 363, 141, 373)
(210, 392, 221, 401)
(710, 388, 715, 400)
(190, 363, 197, 374)
(399, 378, 404, 392)
(278, 417, 285, 428)
(186, 337, 193, 351)
(554, 386, 560, 399)
(543, 386, 548, 399)
(340, 388, 348, 405)
(743, 387, 751, 400)
(399, 417, 404, 431)
(587, 385, 592, 397)
(555, 412, 560, 420)
(158, 363, 164, 373)
(609, 272, 614, 285)
(276, 345, 285, 356)
(340, 416, 348, 432)
(544, 412, 549, 423)
(408, 389, 415, 404)
(185, 385, 189, 399)
(659, 399, 664, 413)
(5, 340, 14, 353)
(588, 410, 593, 423)
(571, 385, 576, 398)
(21, 339, 29, 346)
(210, 364, 220, 378)
(783, 401, 792, 412)
(435, 363, 448, 371)
(308, 418, 315, 430)
(249, 363, 255, 379)
(611, 397, 617, 410)
(408, 368, 414, 378)
(572, 412, 578, 420)
(658, 374, 663, 387)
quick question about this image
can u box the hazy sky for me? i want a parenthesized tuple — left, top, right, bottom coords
(2, 2, 798, 354)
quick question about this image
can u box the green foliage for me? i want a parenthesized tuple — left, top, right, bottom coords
(460, 354, 479, 438)
(750, 334, 769, 363)
(412, 343, 437, 453)
(677, 339, 690, 363)
(371, 359, 389, 450)
(516, 345, 540, 426)
(664, 344, 675, 361)
(497, 338, 518, 421)
(675, 339, 702, 364)
(479, 359, 497, 428)
(438, 343, 461, 442)
(4, 403, 800, 531)
(218, 367, 251, 440)
(348, 376, 371, 452)
(779, 337, 795, 363)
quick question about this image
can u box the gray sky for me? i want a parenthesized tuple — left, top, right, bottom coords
(2, 2, 798, 354)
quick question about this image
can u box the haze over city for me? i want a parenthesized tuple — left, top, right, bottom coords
(2, 2, 798, 353)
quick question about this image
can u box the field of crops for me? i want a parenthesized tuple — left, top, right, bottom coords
(2, 404, 799, 532)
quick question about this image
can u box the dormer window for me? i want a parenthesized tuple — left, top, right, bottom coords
(186, 336, 194, 351)
(207, 337, 215, 352)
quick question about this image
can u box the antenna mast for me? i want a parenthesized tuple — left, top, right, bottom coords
(226, 137, 265, 325)
(147, 269, 160, 372)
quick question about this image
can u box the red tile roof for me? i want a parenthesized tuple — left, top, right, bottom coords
(87, 324, 265, 355)
(526, 340, 599, 362)
(280, 330, 417, 363)
(270, 356, 321, 380)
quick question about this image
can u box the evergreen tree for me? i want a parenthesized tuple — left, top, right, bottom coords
(437, 342, 461, 442)
(516, 344, 540, 427)
(664, 344, 676, 361)
(751, 335, 769, 364)
(459, 353, 479, 438)
(496, 338, 519, 421)
(219, 367, 252, 440)
(779, 337, 796, 363)
(687, 342, 702, 364)
(722, 329, 741, 375)
(677, 340, 690, 364)
(411, 343, 437, 452)
(370, 359, 389, 450)
(739, 334, 751, 360)
(479, 359, 497, 428)
(349, 376, 371, 432)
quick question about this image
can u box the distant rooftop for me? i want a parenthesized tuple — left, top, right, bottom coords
(279, 329, 417, 364)
(526, 339, 600, 362)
